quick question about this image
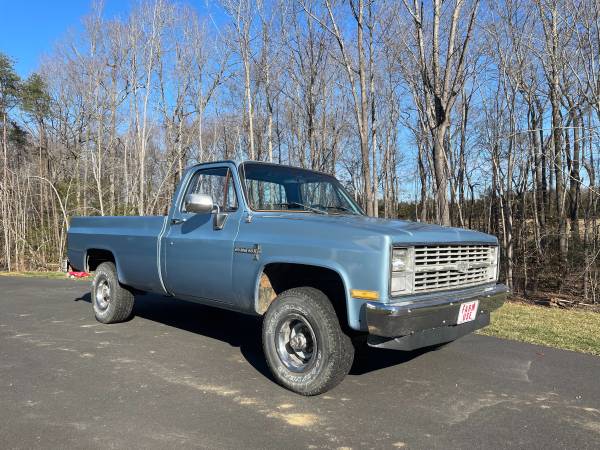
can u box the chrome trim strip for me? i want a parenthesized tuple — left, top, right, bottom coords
(156, 215, 170, 295)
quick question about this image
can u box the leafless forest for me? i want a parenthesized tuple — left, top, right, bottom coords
(1, 0, 600, 302)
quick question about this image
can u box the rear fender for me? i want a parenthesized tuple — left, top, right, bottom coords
(85, 247, 127, 284)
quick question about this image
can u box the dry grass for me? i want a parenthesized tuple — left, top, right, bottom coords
(0, 271, 89, 281)
(478, 301, 600, 356)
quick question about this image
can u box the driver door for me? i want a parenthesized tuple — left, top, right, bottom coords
(164, 165, 241, 303)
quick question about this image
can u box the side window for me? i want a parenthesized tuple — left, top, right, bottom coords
(183, 167, 238, 212)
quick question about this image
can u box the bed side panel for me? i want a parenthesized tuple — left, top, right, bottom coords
(68, 216, 166, 293)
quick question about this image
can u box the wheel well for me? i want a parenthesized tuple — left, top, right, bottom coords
(86, 249, 115, 272)
(257, 263, 348, 324)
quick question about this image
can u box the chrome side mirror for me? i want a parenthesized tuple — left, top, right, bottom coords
(184, 193, 213, 213)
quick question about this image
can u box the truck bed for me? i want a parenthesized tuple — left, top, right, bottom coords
(67, 216, 167, 293)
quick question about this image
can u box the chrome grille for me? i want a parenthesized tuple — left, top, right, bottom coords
(413, 245, 496, 292)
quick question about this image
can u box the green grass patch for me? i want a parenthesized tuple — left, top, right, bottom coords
(478, 301, 600, 356)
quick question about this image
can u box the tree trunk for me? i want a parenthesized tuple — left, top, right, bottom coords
(433, 124, 450, 225)
(2, 112, 10, 271)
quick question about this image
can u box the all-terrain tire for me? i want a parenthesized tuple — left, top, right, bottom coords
(91, 262, 135, 324)
(262, 287, 354, 396)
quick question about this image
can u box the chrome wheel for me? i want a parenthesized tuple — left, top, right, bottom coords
(95, 276, 111, 311)
(275, 314, 317, 373)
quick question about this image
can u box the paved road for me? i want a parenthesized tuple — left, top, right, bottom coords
(1, 276, 599, 449)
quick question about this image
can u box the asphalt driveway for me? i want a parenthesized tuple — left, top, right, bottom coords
(1, 276, 599, 449)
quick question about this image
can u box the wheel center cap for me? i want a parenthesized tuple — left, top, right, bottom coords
(290, 333, 307, 351)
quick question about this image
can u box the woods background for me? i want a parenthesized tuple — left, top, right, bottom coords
(1, 0, 600, 303)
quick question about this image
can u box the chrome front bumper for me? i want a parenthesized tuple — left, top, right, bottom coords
(365, 283, 509, 339)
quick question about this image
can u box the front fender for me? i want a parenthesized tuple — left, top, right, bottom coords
(250, 256, 367, 331)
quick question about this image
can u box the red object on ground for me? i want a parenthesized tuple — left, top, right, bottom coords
(68, 271, 91, 278)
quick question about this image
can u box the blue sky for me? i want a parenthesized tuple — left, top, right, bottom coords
(0, 1, 132, 76)
(0, 0, 224, 77)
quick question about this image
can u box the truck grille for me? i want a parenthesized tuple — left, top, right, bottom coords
(413, 245, 496, 293)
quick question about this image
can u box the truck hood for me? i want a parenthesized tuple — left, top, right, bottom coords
(259, 213, 498, 245)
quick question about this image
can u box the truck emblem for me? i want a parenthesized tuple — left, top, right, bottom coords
(234, 244, 262, 261)
(456, 261, 470, 273)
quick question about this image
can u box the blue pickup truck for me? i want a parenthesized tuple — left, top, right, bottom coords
(67, 160, 508, 395)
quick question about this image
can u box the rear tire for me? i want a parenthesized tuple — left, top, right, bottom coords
(92, 262, 135, 324)
(262, 287, 354, 396)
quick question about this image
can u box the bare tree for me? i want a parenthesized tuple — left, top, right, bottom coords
(302, 0, 376, 216)
(400, 0, 480, 225)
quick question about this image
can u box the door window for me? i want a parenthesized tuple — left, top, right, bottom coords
(183, 167, 238, 212)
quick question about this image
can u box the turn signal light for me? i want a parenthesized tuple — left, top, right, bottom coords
(351, 289, 380, 300)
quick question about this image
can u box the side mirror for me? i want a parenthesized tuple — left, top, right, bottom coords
(184, 193, 213, 213)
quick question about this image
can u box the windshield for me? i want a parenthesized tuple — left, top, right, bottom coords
(239, 162, 364, 215)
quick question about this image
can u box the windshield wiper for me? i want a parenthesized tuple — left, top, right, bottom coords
(273, 202, 328, 215)
(313, 204, 358, 215)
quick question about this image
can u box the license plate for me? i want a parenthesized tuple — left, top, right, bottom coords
(457, 300, 479, 324)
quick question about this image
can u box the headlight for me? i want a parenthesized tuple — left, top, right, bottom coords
(391, 247, 413, 296)
(391, 248, 409, 272)
(488, 246, 499, 281)
(494, 246, 500, 280)
(489, 246, 498, 264)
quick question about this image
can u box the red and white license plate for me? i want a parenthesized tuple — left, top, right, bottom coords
(457, 300, 479, 324)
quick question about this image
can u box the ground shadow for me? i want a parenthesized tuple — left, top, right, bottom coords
(75, 292, 435, 381)
(350, 343, 435, 375)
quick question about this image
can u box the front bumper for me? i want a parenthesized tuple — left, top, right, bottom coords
(365, 283, 509, 350)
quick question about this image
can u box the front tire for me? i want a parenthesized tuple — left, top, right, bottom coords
(92, 262, 135, 324)
(262, 287, 354, 396)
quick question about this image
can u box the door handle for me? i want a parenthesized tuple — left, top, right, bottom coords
(171, 218, 185, 225)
